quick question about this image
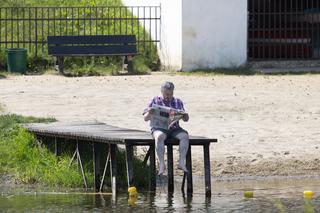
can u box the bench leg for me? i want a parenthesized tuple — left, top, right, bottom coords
(57, 56, 64, 74)
(127, 56, 133, 73)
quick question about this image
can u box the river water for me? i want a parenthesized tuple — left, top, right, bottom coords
(1, 176, 320, 212)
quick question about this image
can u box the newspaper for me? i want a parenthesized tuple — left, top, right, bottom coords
(150, 104, 186, 130)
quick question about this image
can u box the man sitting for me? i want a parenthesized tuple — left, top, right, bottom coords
(143, 81, 189, 175)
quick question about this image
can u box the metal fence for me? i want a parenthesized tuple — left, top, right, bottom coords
(248, 0, 320, 60)
(0, 6, 161, 57)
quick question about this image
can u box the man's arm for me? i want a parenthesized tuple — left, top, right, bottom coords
(143, 108, 154, 121)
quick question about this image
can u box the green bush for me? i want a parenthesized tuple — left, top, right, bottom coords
(132, 55, 150, 75)
(0, 49, 6, 71)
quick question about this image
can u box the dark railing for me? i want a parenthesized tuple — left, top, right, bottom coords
(248, 0, 320, 60)
(0, 6, 160, 56)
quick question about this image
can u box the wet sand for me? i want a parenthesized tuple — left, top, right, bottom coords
(0, 73, 319, 178)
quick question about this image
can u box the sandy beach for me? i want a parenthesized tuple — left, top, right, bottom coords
(0, 73, 319, 179)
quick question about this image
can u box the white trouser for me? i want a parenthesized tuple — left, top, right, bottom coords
(153, 130, 189, 174)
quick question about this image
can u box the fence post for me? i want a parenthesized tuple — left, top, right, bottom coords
(34, 8, 38, 57)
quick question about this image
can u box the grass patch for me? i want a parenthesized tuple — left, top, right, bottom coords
(0, 72, 6, 79)
(0, 113, 151, 189)
(131, 56, 151, 75)
(0, 103, 5, 113)
(61, 55, 151, 76)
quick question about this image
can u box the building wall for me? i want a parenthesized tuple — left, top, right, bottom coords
(122, 0, 182, 70)
(182, 0, 248, 71)
(123, 0, 248, 71)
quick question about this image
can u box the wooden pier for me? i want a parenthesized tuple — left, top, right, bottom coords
(24, 122, 217, 197)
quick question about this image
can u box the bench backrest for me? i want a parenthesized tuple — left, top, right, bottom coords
(47, 35, 137, 56)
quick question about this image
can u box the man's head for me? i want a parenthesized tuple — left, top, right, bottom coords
(161, 81, 174, 102)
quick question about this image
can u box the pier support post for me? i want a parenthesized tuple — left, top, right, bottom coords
(125, 144, 134, 187)
(186, 145, 193, 195)
(204, 144, 212, 197)
(54, 137, 61, 156)
(149, 144, 156, 191)
(93, 142, 102, 191)
(167, 144, 174, 194)
(110, 144, 118, 196)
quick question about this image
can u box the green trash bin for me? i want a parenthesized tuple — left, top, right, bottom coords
(6, 48, 27, 74)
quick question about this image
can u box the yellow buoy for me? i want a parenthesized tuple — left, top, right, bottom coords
(128, 186, 137, 196)
(128, 196, 137, 206)
(244, 191, 254, 198)
(128, 186, 138, 206)
(303, 191, 314, 198)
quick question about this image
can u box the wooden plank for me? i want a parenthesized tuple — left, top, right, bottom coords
(48, 35, 136, 45)
(48, 45, 137, 55)
(186, 145, 193, 195)
(167, 144, 174, 194)
(149, 144, 156, 191)
(93, 142, 101, 191)
(110, 144, 117, 196)
(125, 144, 134, 187)
(203, 144, 212, 197)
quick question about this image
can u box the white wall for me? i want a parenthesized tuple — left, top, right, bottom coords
(182, 0, 248, 71)
(122, 0, 182, 70)
(123, 0, 248, 71)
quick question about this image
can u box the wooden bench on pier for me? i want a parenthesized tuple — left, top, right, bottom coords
(23, 122, 217, 197)
(47, 35, 138, 73)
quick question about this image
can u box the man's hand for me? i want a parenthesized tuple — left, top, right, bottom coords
(148, 107, 155, 114)
(144, 107, 154, 121)
(182, 113, 189, 122)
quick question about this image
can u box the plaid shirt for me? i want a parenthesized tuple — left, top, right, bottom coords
(144, 95, 185, 130)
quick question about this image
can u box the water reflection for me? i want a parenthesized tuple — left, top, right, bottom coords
(1, 176, 320, 212)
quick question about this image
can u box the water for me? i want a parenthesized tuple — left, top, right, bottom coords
(1, 176, 320, 212)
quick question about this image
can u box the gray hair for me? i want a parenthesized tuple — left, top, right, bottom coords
(161, 81, 175, 91)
